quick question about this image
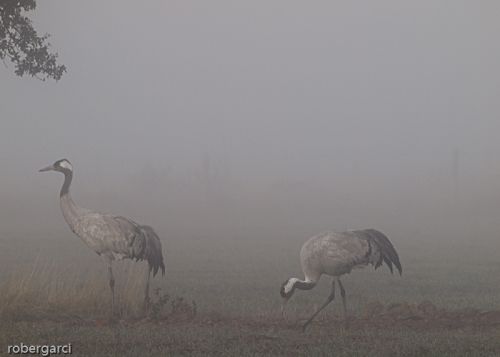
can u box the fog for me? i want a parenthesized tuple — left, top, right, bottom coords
(1, 1, 500, 260)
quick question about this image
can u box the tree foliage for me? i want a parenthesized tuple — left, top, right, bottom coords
(0, 0, 65, 80)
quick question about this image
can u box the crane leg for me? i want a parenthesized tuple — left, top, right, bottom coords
(302, 279, 335, 332)
(337, 278, 347, 320)
(143, 268, 151, 313)
(107, 263, 115, 318)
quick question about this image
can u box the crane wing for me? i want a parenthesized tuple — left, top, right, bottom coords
(104, 216, 165, 276)
(74, 214, 165, 277)
(353, 229, 402, 275)
(108, 215, 147, 258)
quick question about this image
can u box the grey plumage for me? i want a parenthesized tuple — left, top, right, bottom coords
(280, 229, 402, 331)
(351, 229, 402, 275)
(40, 158, 165, 314)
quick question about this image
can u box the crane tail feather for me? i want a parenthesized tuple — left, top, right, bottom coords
(364, 229, 402, 275)
(139, 225, 166, 277)
(382, 256, 394, 274)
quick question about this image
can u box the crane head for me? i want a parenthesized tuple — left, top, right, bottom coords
(39, 159, 73, 173)
(280, 278, 299, 299)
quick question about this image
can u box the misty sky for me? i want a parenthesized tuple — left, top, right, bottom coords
(1, 1, 500, 243)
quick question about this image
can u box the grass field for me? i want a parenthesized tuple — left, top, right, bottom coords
(0, 234, 499, 356)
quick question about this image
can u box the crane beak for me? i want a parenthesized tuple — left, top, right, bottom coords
(39, 165, 54, 172)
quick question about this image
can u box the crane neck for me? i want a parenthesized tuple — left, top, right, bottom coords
(59, 170, 82, 227)
(293, 279, 316, 291)
(60, 171, 73, 197)
(285, 278, 316, 294)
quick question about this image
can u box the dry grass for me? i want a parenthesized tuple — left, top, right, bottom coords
(0, 260, 146, 320)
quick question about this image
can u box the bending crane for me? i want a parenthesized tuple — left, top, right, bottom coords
(280, 229, 402, 331)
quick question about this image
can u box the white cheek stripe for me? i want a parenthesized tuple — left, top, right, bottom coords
(60, 161, 73, 171)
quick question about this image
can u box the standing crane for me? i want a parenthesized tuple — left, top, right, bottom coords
(280, 229, 402, 331)
(39, 159, 165, 316)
